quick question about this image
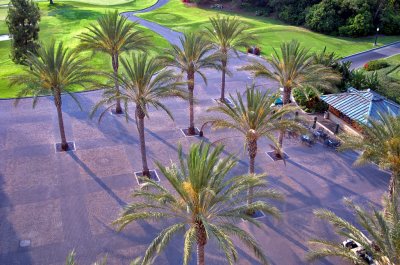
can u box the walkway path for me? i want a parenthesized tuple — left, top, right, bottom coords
(342, 42, 400, 69)
(123, 0, 400, 70)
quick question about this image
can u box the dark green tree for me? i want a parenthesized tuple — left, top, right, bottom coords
(6, 0, 40, 64)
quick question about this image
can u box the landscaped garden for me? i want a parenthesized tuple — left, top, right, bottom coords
(0, 0, 168, 98)
(1, 1, 400, 264)
(137, 0, 399, 56)
(0, 0, 399, 98)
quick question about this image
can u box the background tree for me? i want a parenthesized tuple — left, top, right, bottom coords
(163, 32, 220, 135)
(6, 0, 40, 64)
(9, 41, 94, 151)
(114, 143, 283, 265)
(78, 11, 150, 114)
(205, 15, 256, 102)
(91, 53, 186, 177)
(206, 87, 301, 208)
(340, 113, 400, 201)
(307, 193, 400, 265)
(241, 40, 340, 146)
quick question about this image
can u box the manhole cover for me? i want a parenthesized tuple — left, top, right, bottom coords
(19, 239, 31, 248)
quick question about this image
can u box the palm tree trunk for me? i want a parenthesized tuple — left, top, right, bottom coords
(54, 88, 68, 151)
(247, 139, 257, 212)
(278, 86, 292, 147)
(282, 86, 291, 105)
(112, 53, 122, 114)
(196, 221, 207, 265)
(136, 105, 150, 177)
(188, 70, 196, 135)
(220, 58, 227, 102)
(388, 171, 398, 202)
(49, 0, 54, 4)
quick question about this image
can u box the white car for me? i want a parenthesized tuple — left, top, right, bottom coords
(342, 239, 376, 265)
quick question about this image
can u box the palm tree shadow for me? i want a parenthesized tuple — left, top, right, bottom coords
(286, 159, 360, 197)
(197, 136, 249, 168)
(60, 92, 139, 145)
(68, 152, 127, 207)
(143, 126, 180, 154)
(0, 174, 33, 264)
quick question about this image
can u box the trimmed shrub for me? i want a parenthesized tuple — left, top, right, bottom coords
(293, 87, 328, 113)
(364, 60, 389, 71)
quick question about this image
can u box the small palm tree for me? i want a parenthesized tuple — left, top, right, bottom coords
(9, 41, 94, 151)
(205, 15, 257, 102)
(163, 32, 220, 135)
(66, 250, 107, 265)
(340, 113, 400, 202)
(78, 10, 150, 114)
(91, 53, 186, 177)
(206, 87, 301, 206)
(307, 193, 400, 265)
(114, 143, 283, 265)
(240, 40, 340, 145)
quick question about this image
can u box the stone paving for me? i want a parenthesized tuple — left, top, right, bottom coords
(0, 63, 390, 265)
(0, 0, 396, 264)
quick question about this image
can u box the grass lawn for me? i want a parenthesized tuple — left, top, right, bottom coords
(385, 54, 400, 81)
(0, 0, 168, 98)
(363, 54, 400, 103)
(137, 0, 400, 57)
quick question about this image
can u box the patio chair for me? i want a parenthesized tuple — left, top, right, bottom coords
(300, 134, 315, 147)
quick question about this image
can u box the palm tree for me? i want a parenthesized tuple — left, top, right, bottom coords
(307, 193, 400, 265)
(163, 32, 220, 136)
(66, 250, 107, 265)
(205, 15, 257, 102)
(91, 53, 186, 177)
(340, 113, 400, 202)
(114, 143, 283, 265)
(206, 87, 302, 206)
(240, 40, 340, 145)
(78, 10, 150, 114)
(9, 41, 94, 151)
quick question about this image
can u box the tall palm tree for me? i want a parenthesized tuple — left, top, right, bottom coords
(78, 10, 150, 114)
(9, 41, 94, 151)
(307, 193, 400, 265)
(240, 40, 340, 145)
(205, 15, 257, 102)
(91, 53, 186, 177)
(340, 113, 400, 202)
(163, 32, 220, 136)
(206, 87, 302, 206)
(114, 143, 283, 265)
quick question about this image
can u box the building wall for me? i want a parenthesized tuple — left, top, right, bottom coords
(328, 111, 361, 136)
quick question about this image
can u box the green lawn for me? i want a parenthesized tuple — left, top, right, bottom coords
(385, 54, 400, 81)
(0, 0, 149, 5)
(1, 0, 400, 98)
(137, 0, 400, 57)
(0, 0, 168, 98)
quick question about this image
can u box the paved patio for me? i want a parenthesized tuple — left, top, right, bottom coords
(0, 59, 390, 265)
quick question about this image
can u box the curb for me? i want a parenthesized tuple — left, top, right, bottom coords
(341, 41, 400, 61)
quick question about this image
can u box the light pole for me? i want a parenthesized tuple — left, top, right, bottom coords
(374, 27, 380, 46)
